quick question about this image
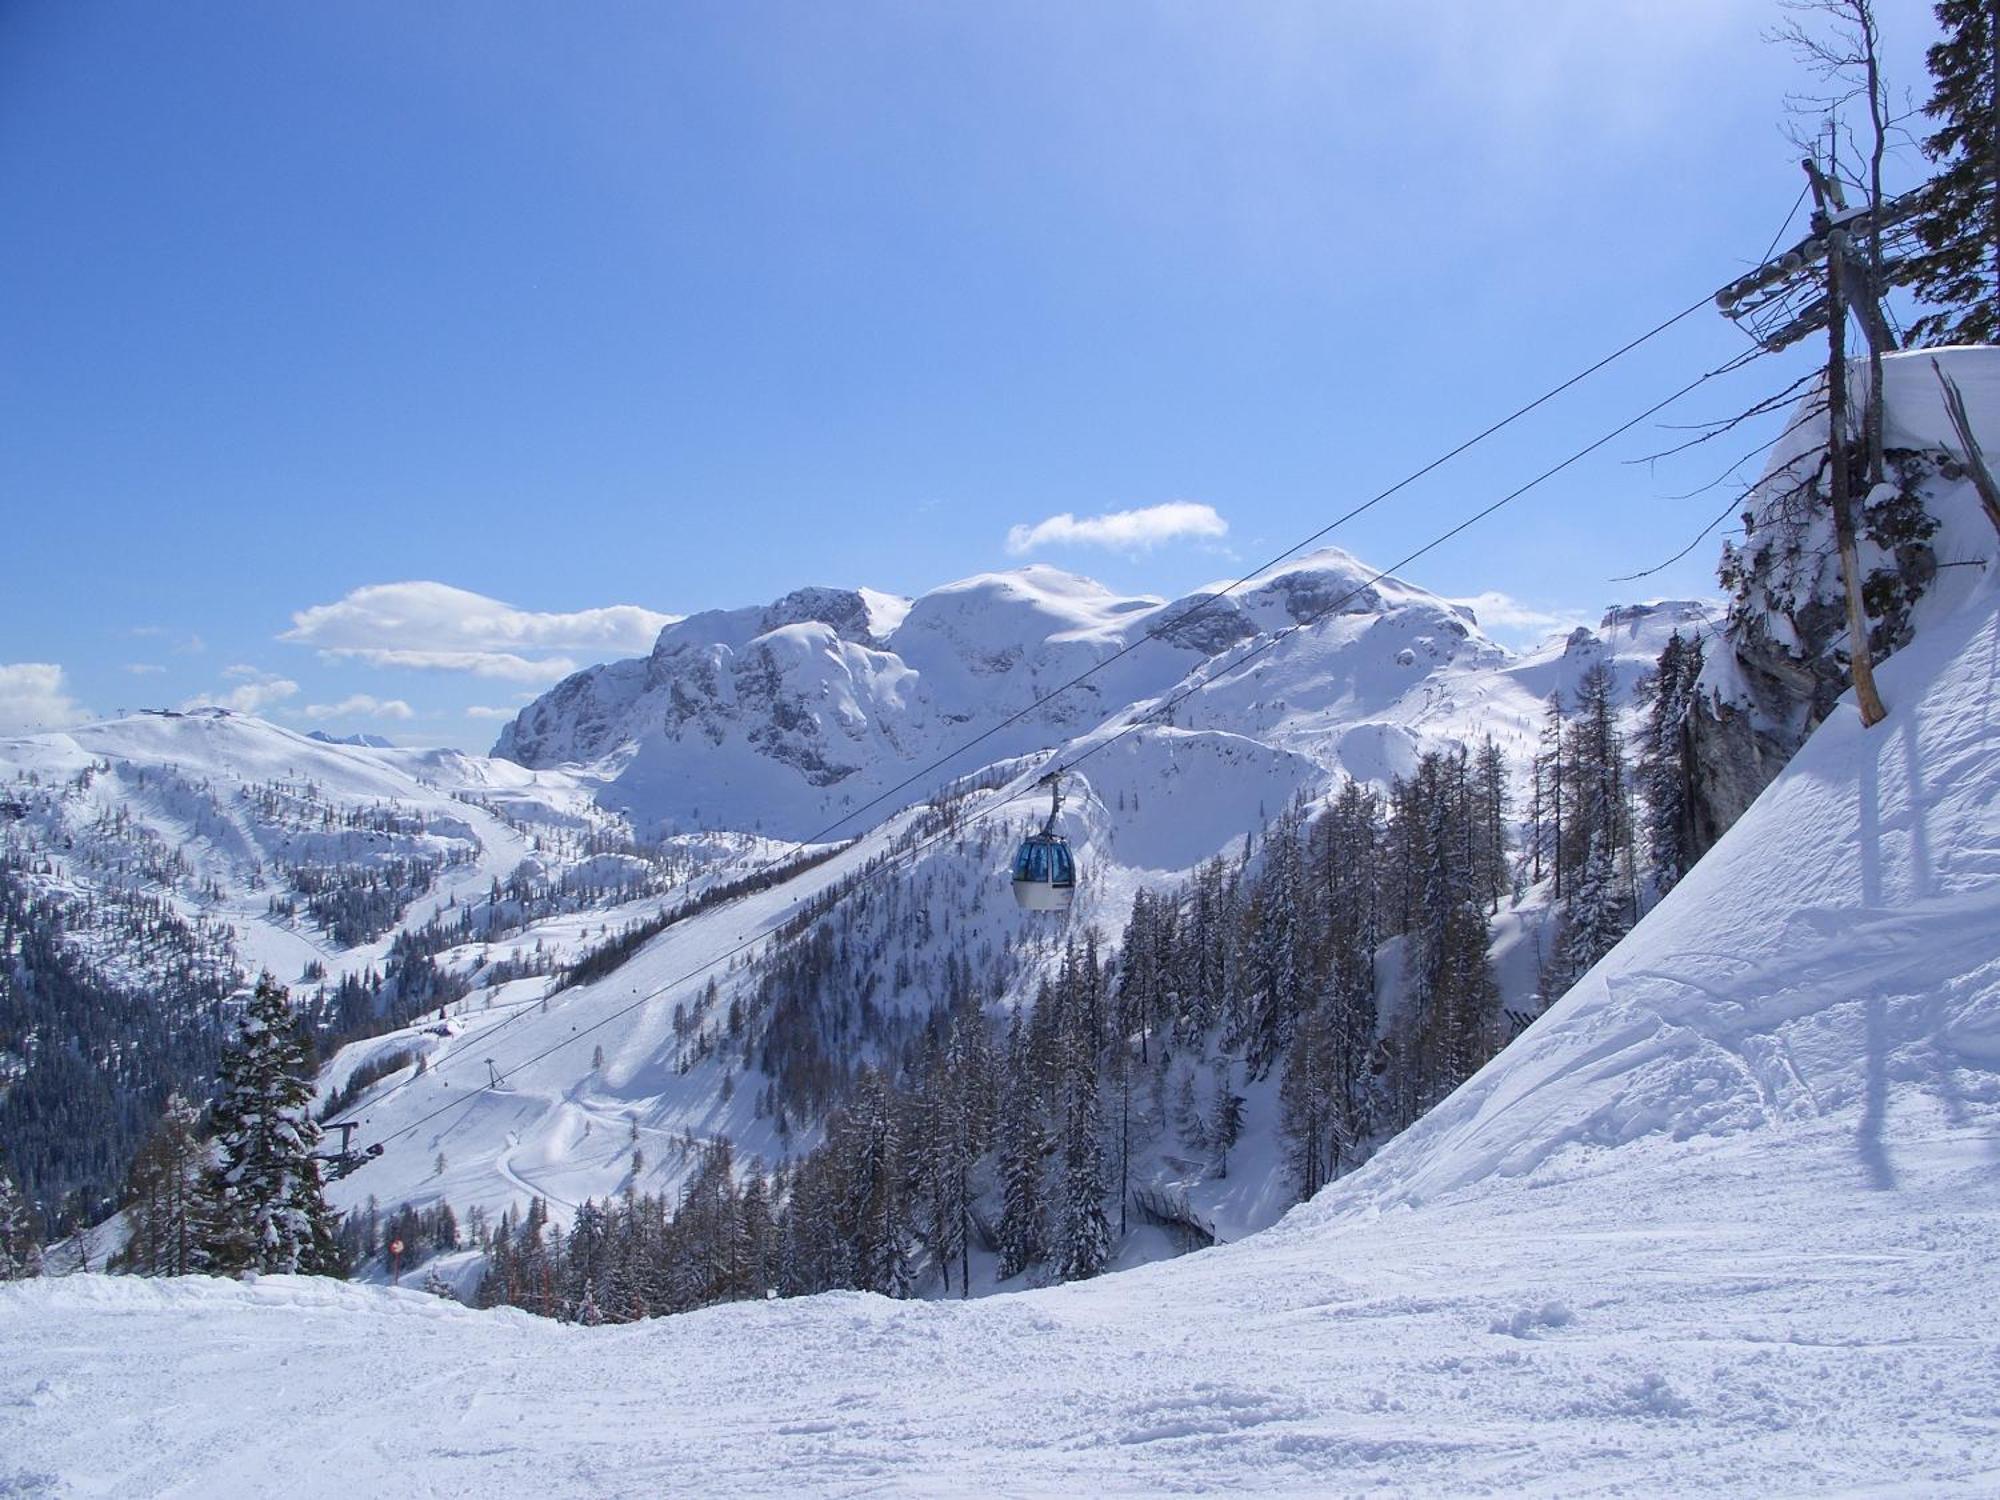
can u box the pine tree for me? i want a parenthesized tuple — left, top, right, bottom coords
(117, 1092, 213, 1276)
(0, 1157, 40, 1280)
(1537, 691, 1567, 899)
(1279, 999, 1338, 1199)
(1207, 1059, 1245, 1178)
(1551, 829, 1629, 996)
(1313, 777, 1381, 1173)
(839, 1070, 908, 1297)
(1909, 0, 2000, 345)
(1392, 752, 1497, 1125)
(1053, 990, 1110, 1281)
(995, 1079, 1046, 1283)
(1474, 739, 1510, 914)
(1545, 664, 1637, 1000)
(1636, 632, 1704, 897)
(1172, 1063, 1208, 1150)
(738, 1161, 777, 1298)
(204, 974, 343, 1277)
(1245, 804, 1308, 1077)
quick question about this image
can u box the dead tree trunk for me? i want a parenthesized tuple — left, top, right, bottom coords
(1812, 159, 1890, 728)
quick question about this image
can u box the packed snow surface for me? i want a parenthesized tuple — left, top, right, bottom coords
(7, 570, 1997, 1497)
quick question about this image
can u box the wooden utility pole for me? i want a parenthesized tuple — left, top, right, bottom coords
(1805, 157, 1889, 728)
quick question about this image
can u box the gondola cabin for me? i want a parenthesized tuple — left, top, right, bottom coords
(1012, 833, 1076, 911)
(1012, 770, 1077, 912)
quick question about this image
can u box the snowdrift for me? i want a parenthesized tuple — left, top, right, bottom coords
(1305, 560, 2000, 1221)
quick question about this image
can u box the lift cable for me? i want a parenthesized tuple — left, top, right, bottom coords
(338, 285, 1724, 1125)
(366, 340, 1760, 1156)
(682, 285, 1728, 858)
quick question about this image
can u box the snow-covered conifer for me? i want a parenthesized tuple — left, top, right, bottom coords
(0, 1158, 41, 1280)
(204, 974, 343, 1277)
(117, 1092, 213, 1276)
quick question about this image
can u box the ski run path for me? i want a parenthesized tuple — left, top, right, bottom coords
(7, 579, 2000, 1497)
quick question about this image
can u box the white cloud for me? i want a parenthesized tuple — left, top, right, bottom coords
(0, 663, 91, 735)
(304, 694, 416, 722)
(464, 704, 519, 721)
(282, 581, 676, 682)
(1448, 591, 1594, 641)
(123, 663, 166, 676)
(1006, 501, 1229, 556)
(323, 647, 579, 684)
(181, 671, 299, 716)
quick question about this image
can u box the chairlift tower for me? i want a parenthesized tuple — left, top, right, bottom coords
(1714, 155, 1902, 728)
(1713, 163, 1920, 355)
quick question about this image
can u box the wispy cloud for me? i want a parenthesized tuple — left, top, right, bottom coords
(335, 647, 579, 683)
(1006, 501, 1228, 556)
(0, 663, 90, 735)
(464, 704, 519, 721)
(282, 581, 676, 683)
(181, 669, 299, 716)
(123, 663, 166, 676)
(1448, 591, 1593, 642)
(305, 693, 415, 722)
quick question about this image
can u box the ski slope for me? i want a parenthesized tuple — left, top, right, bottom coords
(0, 711, 639, 987)
(7, 550, 1995, 1498)
(315, 563, 1706, 1243)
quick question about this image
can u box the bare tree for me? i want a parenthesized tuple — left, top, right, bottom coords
(1775, 0, 1910, 482)
(1774, 0, 1908, 726)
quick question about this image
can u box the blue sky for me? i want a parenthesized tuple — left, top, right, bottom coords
(0, 1, 1944, 747)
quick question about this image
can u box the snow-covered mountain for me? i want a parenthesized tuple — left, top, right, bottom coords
(493, 548, 1700, 841)
(289, 355, 1997, 1284)
(296, 567, 1715, 1265)
(0, 710, 746, 1218)
(10, 537, 1996, 1497)
(1, 545, 1707, 1244)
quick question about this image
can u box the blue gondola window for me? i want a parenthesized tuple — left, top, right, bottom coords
(1014, 837, 1075, 887)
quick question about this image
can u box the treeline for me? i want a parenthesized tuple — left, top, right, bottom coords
(479, 742, 1522, 1319)
(1532, 645, 1706, 1001)
(557, 835, 856, 993)
(0, 855, 240, 1231)
(271, 855, 446, 947)
(477, 666, 1721, 1325)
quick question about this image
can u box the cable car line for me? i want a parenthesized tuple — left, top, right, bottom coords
(1037, 346, 1764, 790)
(363, 338, 1761, 1160)
(705, 286, 1727, 860)
(344, 289, 1724, 1151)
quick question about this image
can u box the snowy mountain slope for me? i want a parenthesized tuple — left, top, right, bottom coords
(312, 559, 1718, 1252)
(0, 710, 664, 987)
(4, 543, 1712, 1243)
(9, 573, 1996, 1497)
(1690, 345, 2000, 848)
(1307, 539, 2000, 1219)
(0, 710, 746, 1217)
(494, 547, 1700, 843)
(314, 811, 926, 1224)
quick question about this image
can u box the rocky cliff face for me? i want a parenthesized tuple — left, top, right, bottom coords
(1686, 348, 2000, 856)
